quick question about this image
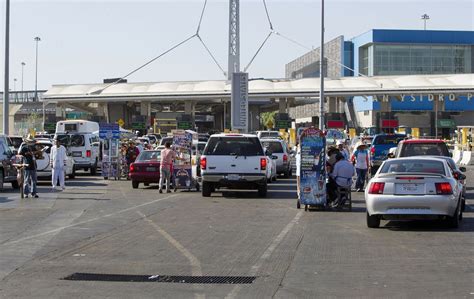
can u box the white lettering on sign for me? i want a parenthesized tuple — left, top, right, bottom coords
(382, 95, 390, 102)
(439, 94, 445, 101)
(428, 94, 435, 102)
(400, 94, 406, 102)
(468, 93, 472, 101)
(410, 95, 416, 102)
(373, 95, 378, 102)
(449, 94, 456, 101)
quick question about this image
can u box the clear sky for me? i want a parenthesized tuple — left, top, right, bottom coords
(0, 0, 473, 91)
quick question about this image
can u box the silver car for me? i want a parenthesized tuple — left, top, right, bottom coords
(260, 138, 292, 177)
(365, 157, 464, 228)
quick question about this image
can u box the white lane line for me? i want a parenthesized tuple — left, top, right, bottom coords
(225, 210, 304, 299)
(2, 194, 179, 246)
(137, 211, 205, 299)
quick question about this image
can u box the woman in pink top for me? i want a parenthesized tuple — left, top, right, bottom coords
(159, 142, 176, 193)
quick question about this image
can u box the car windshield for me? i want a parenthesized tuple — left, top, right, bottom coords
(373, 135, 405, 145)
(137, 151, 161, 161)
(204, 137, 264, 156)
(160, 137, 173, 146)
(380, 159, 446, 175)
(261, 141, 284, 153)
(400, 142, 449, 157)
(259, 132, 279, 138)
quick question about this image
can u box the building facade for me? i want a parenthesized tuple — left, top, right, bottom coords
(285, 29, 474, 137)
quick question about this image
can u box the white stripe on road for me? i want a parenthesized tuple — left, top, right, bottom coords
(3, 194, 179, 246)
(137, 211, 205, 299)
(225, 210, 304, 299)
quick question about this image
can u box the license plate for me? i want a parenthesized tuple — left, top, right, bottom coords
(396, 183, 424, 194)
(146, 167, 156, 172)
(72, 152, 82, 157)
(227, 174, 240, 181)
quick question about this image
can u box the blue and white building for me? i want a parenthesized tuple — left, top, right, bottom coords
(286, 29, 474, 136)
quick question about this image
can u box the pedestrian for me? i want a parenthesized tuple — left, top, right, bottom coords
(21, 135, 39, 198)
(126, 141, 140, 166)
(159, 142, 176, 194)
(336, 140, 350, 160)
(326, 146, 340, 174)
(351, 143, 370, 192)
(50, 138, 67, 191)
(328, 153, 355, 206)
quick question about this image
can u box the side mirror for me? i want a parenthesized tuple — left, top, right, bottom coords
(459, 166, 467, 173)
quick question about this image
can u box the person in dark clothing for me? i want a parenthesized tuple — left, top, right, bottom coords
(21, 135, 39, 198)
(126, 141, 140, 166)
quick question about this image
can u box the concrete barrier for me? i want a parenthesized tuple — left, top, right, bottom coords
(453, 150, 462, 164)
(460, 151, 472, 166)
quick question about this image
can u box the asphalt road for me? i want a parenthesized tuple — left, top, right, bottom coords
(0, 169, 473, 298)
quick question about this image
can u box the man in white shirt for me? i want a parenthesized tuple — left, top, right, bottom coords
(328, 153, 355, 206)
(50, 138, 67, 191)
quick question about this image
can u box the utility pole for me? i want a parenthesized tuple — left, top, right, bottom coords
(319, 0, 325, 131)
(21, 62, 25, 101)
(3, 0, 10, 135)
(34, 36, 41, 102)
(421, 14, 430, 30)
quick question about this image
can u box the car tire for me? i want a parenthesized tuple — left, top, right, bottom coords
(132, 181, 139, 189)
(272, 176, 277, 182)
(202, 182, 212, 197)
(258, 183, 267, 198)
(91, 162, 97, 175)
(283, 171, 289, 178)
(0, 169, 4, 191)
(461, 198, 466, 212)
(11, 180, 19, 189)
(366, 212, 380, 228)
(446, 201, 461, 229)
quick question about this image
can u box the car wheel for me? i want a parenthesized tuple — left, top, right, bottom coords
(132, 181, 139, 189)
(272, 176, 277, 182)
(0, 169, 4, 191)
(91, 163, 97, 175)
(461, 198, 466, 212)
(202, 182, 212, 197)
(366, 212, 380, 228)
(258, 183, 267, 198)
(11, 180, 19, 189)
(283, 171, 289, 178)
(446, 201, 461, 228)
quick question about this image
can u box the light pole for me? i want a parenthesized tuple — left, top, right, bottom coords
(3, 0, 10, 135)
(21, 62, 25, 101)
(34, 36, 41, 102)
(319, 0, 325, 131)
(13, 78, 17, 91)
(421, 14, 430, 30)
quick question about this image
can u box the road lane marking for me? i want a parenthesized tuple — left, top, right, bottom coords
(225, 210, 304, 299)
(137, 211, 205, 299)
(2, 194, 179, 246)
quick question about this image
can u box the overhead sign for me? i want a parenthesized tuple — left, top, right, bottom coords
(327, 120, 345, 129)
(231, 72, 249, 132)
(132, 122, 146, 130)
(381, 120, 399, 128)
(99, 123, 120, 139)
(177, 121, 192, 130)
(275, 120, 291, 130)
(437, 119, 456, 128)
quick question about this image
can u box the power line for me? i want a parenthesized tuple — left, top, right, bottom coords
(197, 35, 227, 77)
(196, 0, 208, 34)
(262, 0, 274, 30)
(244, 31, 273, 72)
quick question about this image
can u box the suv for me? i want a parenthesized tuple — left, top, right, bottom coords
(260, 138, 293, 177)
(256, 131, 281, 140)
(393, 139, 450, 158)
(200, 134, 268, 197)
(370, 134, 405, 174)
(0, 134, 18, 190)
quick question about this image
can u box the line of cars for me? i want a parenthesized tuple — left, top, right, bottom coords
(365, 136, 468, 229)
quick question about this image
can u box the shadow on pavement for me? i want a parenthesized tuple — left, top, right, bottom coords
(384, 217, 474, 232)
(0, 197, 14, 204)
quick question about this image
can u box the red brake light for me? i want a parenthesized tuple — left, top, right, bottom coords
(283, 154, 288, 162)
(435, 182, 452, 195)
(260, 158, 267, 170)
(130, 164, 135, 172)
(86, 150, 91, 158)
(200, 157, 207, 170)
(368, 182, 385, 194)
(370, 147, 375, 156)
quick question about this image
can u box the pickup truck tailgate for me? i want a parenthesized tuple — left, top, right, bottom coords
(206, 156, 262, 174)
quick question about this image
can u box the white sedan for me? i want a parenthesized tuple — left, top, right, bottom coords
(19, 141, 76, 179)
(365, 157, 464, 228)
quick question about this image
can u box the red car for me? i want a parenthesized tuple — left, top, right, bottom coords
(129, 150, 173, 189)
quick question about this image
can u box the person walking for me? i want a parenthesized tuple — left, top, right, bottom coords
(337, 140, 350, 160)
(351, 143, 370, 192)
(50, 138, 67, 191)
(21, 135, 39, 198)
(159, 142, 176, 194)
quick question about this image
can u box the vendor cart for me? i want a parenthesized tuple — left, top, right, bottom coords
(172, 130, 200, 191)
(297, 128, 327, 211)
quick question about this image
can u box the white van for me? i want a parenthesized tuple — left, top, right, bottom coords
(55, 120, 100, 175)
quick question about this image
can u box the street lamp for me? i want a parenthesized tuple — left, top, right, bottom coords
(3, 0, 11, 135)
(34, 36, 41, 102)
(13, 78, 17, 91)
(21, 62, 25, 101)
(421, 14, 430, 30)
(319, 0, 325, 131)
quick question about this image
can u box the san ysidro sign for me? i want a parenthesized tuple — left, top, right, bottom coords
(231, 72, 248, 132)
(363, 93, 473, 102)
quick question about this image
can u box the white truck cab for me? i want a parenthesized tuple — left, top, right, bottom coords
(200, 134, 268, 197)
(55, 120, 100, 175)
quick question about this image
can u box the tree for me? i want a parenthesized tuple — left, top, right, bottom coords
(261, 111, 277, 130)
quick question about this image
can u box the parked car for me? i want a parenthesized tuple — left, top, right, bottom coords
(0, 134, 19, 190)
(200, 134, 268, 197)
(129, 150, 162, 189)
(369, 134, 406, 175)
(264, 150, 277, 183)
(260, 138, 293, 177)
(365, 157, 464, 228)
(391, 139, 450, 158)
(18, 140, 76, 180)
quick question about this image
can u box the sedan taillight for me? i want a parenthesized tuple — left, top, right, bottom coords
(435, 182, 452, 195)
(260, 158, 267, 170)
(368, 182, 385, 194)
(283, 154, 288, 163)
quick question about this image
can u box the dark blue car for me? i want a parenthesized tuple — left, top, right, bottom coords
(369, 134, 405, 175)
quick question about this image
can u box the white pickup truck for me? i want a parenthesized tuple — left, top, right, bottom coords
(200, 134, 268, 197)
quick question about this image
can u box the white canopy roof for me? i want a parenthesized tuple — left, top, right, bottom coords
(44, 74, 474, 103)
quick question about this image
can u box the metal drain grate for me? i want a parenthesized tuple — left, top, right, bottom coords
(63, 273, 256, 284)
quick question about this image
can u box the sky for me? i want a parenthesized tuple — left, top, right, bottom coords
(0, 0, 473, 91)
